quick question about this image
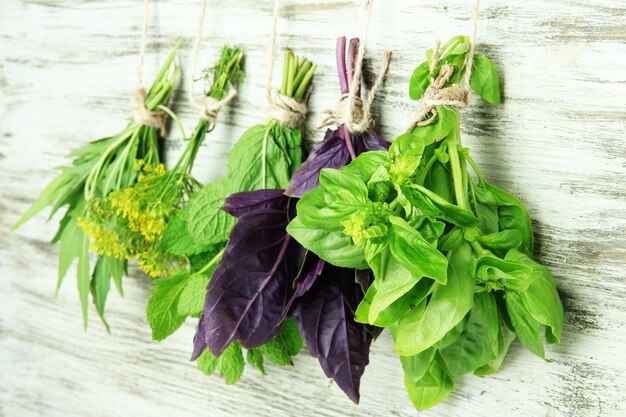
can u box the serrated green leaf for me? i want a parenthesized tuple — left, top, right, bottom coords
(258, 318, 303, 366)
(246, 349, 266, 375)
(146, 272, 189, 341)
(160, 205, 214, 256)
(217, 342, 245, 384)
(196, 348, 218, 376)
(187, 178, 235, 246)
(177, 273, 210, 317)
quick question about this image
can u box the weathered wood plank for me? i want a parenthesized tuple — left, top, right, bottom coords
(1, 0, 625, 416)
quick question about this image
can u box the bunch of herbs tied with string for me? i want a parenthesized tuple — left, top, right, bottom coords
(11, 40, 183, 329)
(288, 35, 564, 410)
(188, 36, 389, 402)
(147, 48, 317, 384)
(81, 45, 244, 282)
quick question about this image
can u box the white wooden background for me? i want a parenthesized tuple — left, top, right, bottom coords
(1, 1, 625, 416)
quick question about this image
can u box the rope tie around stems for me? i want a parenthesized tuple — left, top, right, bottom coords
(318, 0, 391, 133)
(188, 0, 237, 127)
(408, 0, 481, 129)
(268, 91, 309, 129)
(132, 0, 167, 133)
(133, 87, 168, 134)
(265, 0, 311, 130)
(318, 50, 391, 133)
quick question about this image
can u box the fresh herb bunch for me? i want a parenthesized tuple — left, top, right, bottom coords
(288, 36, 564, 410)
(12, 40, 183, 329)
(146, 49, 317, 384)
(82, 46, 244, 280)
(188, 37, 389, 403)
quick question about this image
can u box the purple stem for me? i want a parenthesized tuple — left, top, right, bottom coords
(347, 38, 361, 97)
(340, 125, 357, 160)
(336, 37, 349, 94)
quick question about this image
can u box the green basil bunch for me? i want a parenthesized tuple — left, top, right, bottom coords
(287, 35, 564, 410)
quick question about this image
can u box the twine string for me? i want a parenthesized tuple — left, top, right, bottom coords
(132, 0, 167, 132)
(319, 0, 391, 133)
(264, 0, 309, 129)
(407, 0, 481, 130)
(188, 0, 238, 127)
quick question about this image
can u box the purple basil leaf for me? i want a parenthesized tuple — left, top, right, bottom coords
(354, 131, 390, 153)
(293, 251, 325, 298)
(223, 189, 288, 218)
(285, 130, 350, 197)
(197, 201, 298, 356)
(191, 312, 209, 360)
(292, 263, 373, 404)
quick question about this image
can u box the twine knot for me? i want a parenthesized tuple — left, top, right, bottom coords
(268, 91, 309, 129)
(193, 88, 238, 126)
(318, 94, 370, 133)
(132, 87, 167, 133)
(408, 63, 472, 129)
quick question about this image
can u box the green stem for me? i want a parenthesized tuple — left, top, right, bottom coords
(465, 153, 486, 186)
(446, 111, 468, 210)
(196, 248, 226, 275)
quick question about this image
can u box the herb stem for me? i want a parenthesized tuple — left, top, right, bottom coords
(447, 111, 468, 210)
(196, 248, 226, 275)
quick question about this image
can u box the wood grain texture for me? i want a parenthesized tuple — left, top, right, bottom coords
(1, 0, 625, 416)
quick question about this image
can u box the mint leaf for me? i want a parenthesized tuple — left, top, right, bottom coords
(196, 342, 245, 384)
(146, 272, 189, 341)
(196, 348, 218, 376)
(177, 273, 210, 317)
(160, 205, 214, 256)
(217, 342, 245, 384)
(258, 318, 303, 366)
(246, 348, 266, 375)
(188, 178, 236, 247)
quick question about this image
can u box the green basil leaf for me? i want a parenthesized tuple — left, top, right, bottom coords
(484, 182, 534, 256)
(474, 315, 517, 376)
(394, 242, 475, 355)
(409, 61, 431, 100)
(388, 216, 448, 284)
(505, 291, 546, 360)
(473, 186, 500, 235)
(401, 351, 455, 411)
(401, 185, 479, 227)
(287, 216, 368, 269)
(470, 54, 501, 105)
(479, 229, 523, 253)
(343, 150, 391, 182)
(440, 292, 500, 376)
(367, 247, 422, 323)
(505, 250, 563, 344)
(475, 255, 535, 293)
(319, 168, 369, 211)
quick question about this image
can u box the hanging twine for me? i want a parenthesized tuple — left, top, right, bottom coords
(318, 0, 391, 133)
(265, 0, 309, 130)
(188, 0, 238, 127)
(132, 0, 167, 133)
(408, 0, 481, 130)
